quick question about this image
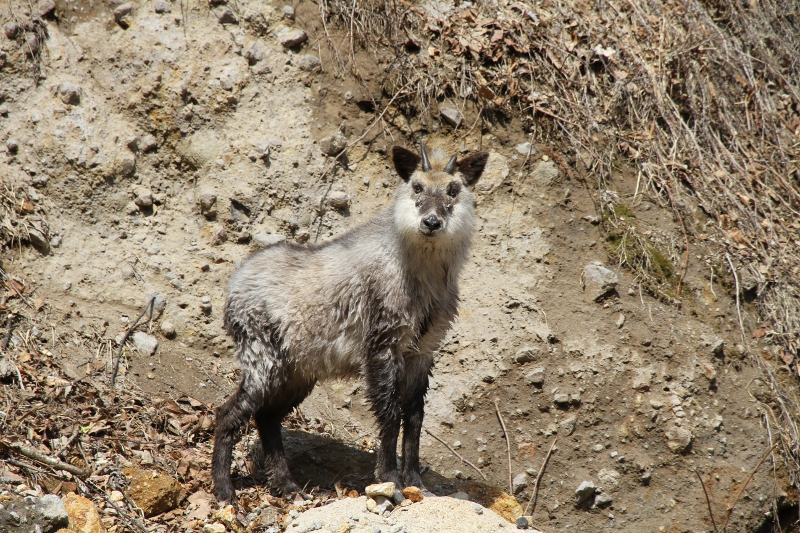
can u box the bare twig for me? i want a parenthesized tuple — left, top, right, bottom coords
(58, 426, 81, 460)
(524, 437, 557, 516)
(695, 470, 719, 533)
(2, 440, 90, 477)
(423, 427, 487, 480)
(494, 399, 513, 495)
(725, 254, 747, 347)
(720, 444, 777, 532)
(110, 297, 155, 387)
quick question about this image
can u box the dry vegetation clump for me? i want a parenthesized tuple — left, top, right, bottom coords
(319, 0, 800, 505)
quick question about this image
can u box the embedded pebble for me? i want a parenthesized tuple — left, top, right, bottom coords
(440, 107, 463, 128)
(154, 0, 171, 13)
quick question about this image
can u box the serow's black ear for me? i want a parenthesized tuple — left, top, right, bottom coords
(392, 146, 420, 182)
(457, 152, 490, 185)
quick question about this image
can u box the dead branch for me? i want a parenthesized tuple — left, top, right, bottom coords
(494, 399, 513, 495)
(524, 437, 557, 517)
(2, 440, 91, 477)
(110, 296, 155, 387)
(696, 470, 719, 533)
(423, 427, 487, 480)
(720, 444, 777, 532)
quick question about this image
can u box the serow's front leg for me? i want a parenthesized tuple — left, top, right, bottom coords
(401, 360, 430, 489)
(365, 346, 403, 487)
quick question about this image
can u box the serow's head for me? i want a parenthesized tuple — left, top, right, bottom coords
(391, 142, 489, 238)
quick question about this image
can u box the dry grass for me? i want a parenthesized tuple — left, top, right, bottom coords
(319, 0, 800, 510)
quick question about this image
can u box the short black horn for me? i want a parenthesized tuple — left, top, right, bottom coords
(420, 142, 431, 172)
(444, 154, 458, 174)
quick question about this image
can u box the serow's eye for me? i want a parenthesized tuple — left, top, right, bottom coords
(413, 183, 423, 194)
(447, 184, 460, 198)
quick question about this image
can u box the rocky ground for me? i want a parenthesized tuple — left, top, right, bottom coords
(1, 1, 796, 532)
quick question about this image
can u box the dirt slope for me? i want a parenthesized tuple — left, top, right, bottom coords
(1, 1, 795, 532)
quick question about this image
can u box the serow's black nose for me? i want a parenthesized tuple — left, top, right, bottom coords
(423, 215, 442, 232)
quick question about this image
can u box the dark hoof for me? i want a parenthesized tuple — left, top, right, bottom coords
(376, 470, 403, 487)
(403, 472, 426, 490)
(214, 485, 236, 504)
(271, 477, 301, 497)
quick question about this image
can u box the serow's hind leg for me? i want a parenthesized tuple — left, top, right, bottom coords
(401, 358, 431, 489)
(254, 380, 315, 496)
(254, 408, 300, 496)
(212, 383, 262, 503)
(365, 346, 403, 487)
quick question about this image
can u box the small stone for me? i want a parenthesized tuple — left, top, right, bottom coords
(297, 54, 321, 71)
(25, 34, 40, 55)
(515, 142, 537, 156)
(320, 133, 348, 156)
(559, 415, 577, 436)
(640, 471, 651, 485)
(244, 43, 265, 65)
(513, 346, 540, 364)
(160, 321, 176, 339)
(365, 483, 396, 498)
(119, 156, 137, 178)
(440, 107, 463, 128)
(198, 192, 217, 219)
(515, 516, 530, 529)
(150, 292, 167, 319)
(32, 175, 49, 188)
(280, 27, 308, 48)
(665, 427, 693, 454)
(366, 496, 393, 515)
(327, 191, 350, 209)
(200, 296, 212, 314)
(711, 339, 724, 356)
(512, 473, 528, 494)
(37, 494, 70, 532)
(554, 393, 569, 406)
(632, 366, 654, 391)
(594, 493, 613, 508)
(401, 486, 423, 502)
(575, 481, 596, 505)
(38, 0, 56, 17)
(5, 22, 19, 39)
(217, 8, 238, 24)
(282, 5, 295, 19)
(58, 83, 82, 105)
(649, 399, 664, 409)
(582, 264, 619, 301)
(132, 332, 158, 356)
(113, 3, 133, 23)
(211, 227, 227, 245)
(123, 468, 182, 517)
(6, 139, 19, 153)
(154, 0, 171, 13)
(139, 134, 157, 152)
(255, 234, 287, 248)
(616, 313, 625, 328)
(449, 491, 469, 500)
(203, 523, 226, 533)
(134, 189, 153, 208)
(63, 492, 104, 533)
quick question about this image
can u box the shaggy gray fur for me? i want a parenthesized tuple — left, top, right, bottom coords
(212, 144, 488, 502)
